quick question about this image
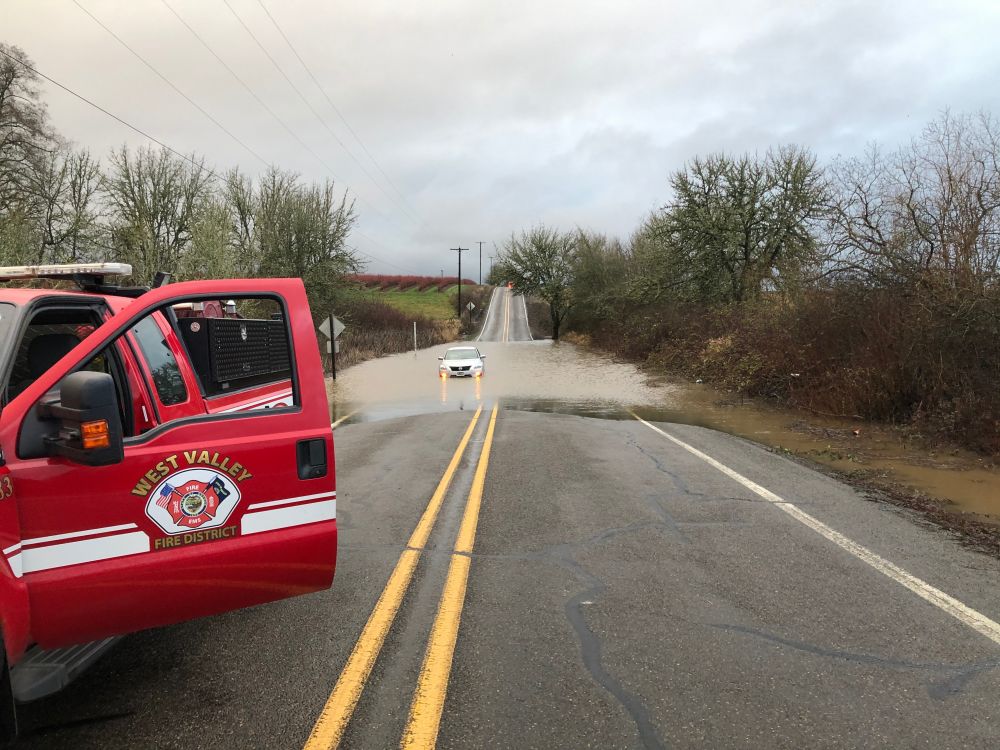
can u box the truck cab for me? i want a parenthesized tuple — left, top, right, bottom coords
(0, 264, 336, 738)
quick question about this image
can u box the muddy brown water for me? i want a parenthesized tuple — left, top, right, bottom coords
(330, 339, 1000, 522)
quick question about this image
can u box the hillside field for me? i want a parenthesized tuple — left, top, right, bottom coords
(347, 275, 486, 320)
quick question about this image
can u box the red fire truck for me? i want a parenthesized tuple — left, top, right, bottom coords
(0, 264, 337, 738)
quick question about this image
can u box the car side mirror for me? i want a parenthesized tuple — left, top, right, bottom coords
(40, 371, 124, 466)
(480, 354, 486, 358)
(437, 356, 444, 360)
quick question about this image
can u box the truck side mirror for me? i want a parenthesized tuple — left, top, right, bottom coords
(41, 371, 124, 466)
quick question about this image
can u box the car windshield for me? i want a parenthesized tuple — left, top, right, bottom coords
(444, 349, 478, 360)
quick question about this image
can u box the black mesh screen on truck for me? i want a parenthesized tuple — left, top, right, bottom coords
(209, 318, 290, 382)
(178, 316, 291, 396)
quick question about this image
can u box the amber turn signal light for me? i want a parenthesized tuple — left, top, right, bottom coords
(81, 419, 111, 449)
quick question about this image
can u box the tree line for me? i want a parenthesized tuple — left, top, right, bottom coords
(495, 112, 1000, 453)
(0, 44, 359, 319)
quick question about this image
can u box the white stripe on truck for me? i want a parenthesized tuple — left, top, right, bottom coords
(241, 499, 336, 535)
(21, 531, 150, 574)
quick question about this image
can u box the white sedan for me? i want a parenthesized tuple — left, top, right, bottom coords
(438, 346, 486, 378)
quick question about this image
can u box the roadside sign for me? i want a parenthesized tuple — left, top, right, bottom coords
(326, 341, 341, 354)
(319, 316, 346, 339)
(466, 302, 476, 311)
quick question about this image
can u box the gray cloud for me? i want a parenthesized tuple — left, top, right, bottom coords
(5, 0, 1000, 273)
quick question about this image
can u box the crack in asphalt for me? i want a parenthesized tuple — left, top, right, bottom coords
(629, 422, 1000, 702)
(628, 436, 761, 505)
(543, 532, 668, 750)
(713, 623, 1000, 699)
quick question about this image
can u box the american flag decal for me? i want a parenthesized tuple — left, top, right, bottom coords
(157, 483, 176, 508)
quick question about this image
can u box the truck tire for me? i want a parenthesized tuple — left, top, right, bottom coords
(0, 644, 16, 746)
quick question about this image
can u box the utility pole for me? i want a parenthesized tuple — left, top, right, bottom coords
(450, 247, 468, 323)
(478, 241, 485, 284)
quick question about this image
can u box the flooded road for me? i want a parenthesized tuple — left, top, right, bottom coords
(331, 338, 672, 424)
(331, 291, 1000, 522)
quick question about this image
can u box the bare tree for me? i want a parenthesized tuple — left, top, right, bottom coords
(829, 111, 1000, 296)
(102, 145, 214, 283)
(497, 225, 575, 339)
(0, 44, 57, 216)
(29, 148, 103, 263)
(222, 167, 358, 319)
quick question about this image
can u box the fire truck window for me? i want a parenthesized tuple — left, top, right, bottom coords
(131, 316, 187, 406)
(7, 308, 100, 402)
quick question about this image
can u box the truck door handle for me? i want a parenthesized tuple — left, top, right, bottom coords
(296, 438, 328, 480)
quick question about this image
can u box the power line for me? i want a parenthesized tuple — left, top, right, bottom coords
(157, 0, 355, 198)
(72, 0, 270, 168)
(253, 0, 417, 219)
(0, 47, 219, 179)
(1, 42, 414, 279)
(221, 0, 415, 225)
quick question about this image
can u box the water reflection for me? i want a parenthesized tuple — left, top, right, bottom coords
(330, 340, 1000, 521)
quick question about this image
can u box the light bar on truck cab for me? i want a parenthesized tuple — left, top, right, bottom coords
(0, 262, 133, 282)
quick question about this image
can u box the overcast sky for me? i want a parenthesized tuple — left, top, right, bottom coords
(5, 0, 1000, 276)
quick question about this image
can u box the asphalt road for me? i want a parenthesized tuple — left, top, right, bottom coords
(476, 287, 533, 343)
(16, 290, 1000, 749)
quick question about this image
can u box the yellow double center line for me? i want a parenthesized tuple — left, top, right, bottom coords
(401, 404, 499, 748)
(304, 403, 499, 750)
(501, 289, 511, 342)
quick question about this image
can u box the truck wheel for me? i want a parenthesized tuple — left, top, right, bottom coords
(0, 645, 16, 745)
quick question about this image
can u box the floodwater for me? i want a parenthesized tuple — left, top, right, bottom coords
(330, 339, 1000, 522)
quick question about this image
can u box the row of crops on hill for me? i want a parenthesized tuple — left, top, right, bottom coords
(350, 274, 477, 291)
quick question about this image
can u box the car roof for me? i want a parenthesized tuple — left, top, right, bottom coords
(447, 346, 479, 352)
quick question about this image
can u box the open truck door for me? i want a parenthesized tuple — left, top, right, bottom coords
(1, 278, 336, 649)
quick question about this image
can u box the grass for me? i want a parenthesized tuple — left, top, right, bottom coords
(341, 282, 491, 329)
(350, 285, 480, 321)
(378, 287, 459, 320)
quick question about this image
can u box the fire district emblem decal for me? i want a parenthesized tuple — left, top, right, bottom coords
(146, 468, 241, 535)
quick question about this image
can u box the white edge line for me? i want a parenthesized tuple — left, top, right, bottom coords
(631, 413, 1000, 646)
(520, 293, 534, 341)
(475, 286, 499, 342)
(23, 523, 138, 548)
(331, 411, 357, 429)
(248, 491, 337, 511)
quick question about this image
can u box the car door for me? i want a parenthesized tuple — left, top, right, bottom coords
(3, 279, 336, 649)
